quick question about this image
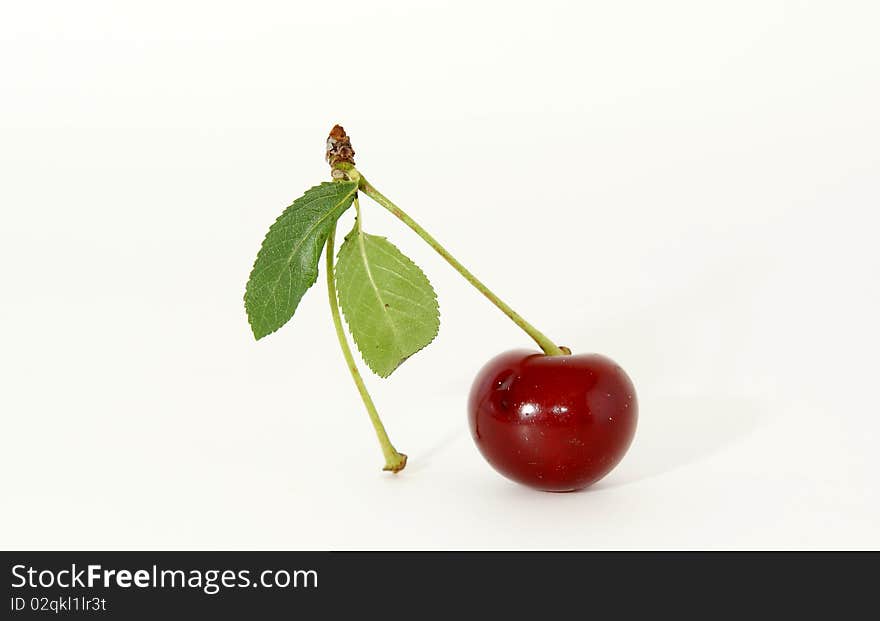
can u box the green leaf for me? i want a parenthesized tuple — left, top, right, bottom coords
(245, 180, 358, 339)
(335, 226, 440, 378)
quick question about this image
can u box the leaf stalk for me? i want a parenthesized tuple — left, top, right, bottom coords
(325, 221, 407, 472)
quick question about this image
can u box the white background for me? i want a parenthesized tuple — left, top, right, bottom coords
(1, 1, 878, 550)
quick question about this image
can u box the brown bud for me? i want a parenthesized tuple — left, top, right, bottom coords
(326, 124, 356, 167)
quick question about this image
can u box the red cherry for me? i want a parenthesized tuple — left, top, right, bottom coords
(468, 350, 638, 491)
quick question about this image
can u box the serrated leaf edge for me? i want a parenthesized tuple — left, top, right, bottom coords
(335, 230, 440, 378)
(244, 180, 358, 339)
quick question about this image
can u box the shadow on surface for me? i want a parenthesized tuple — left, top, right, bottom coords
(403, 427, 466, 474)
(594, 395, 765, 489)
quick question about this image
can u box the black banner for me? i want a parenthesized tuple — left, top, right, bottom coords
(1, 552, 874, 618)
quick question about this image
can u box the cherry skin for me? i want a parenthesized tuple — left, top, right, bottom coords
(468, 350, 637, 491)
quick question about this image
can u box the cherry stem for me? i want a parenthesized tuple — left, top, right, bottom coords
(325, 219, 408, 473)
(357, 174, 567, 357)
